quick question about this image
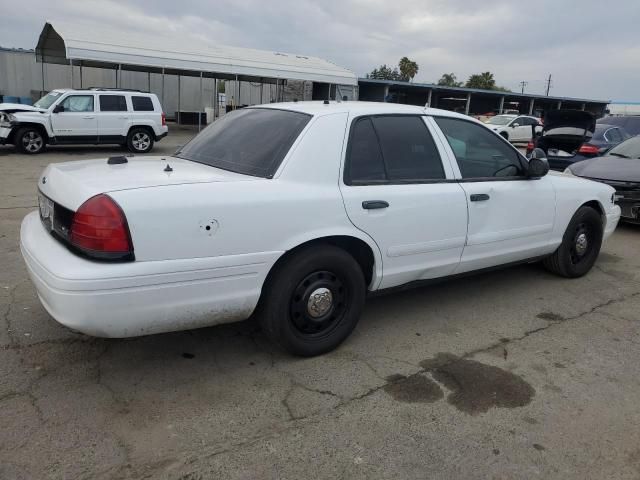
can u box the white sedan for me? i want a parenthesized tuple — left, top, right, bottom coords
(485, 114, 542, 142)
(21, 102, 620, 356)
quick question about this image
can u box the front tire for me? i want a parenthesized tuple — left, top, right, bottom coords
(127, 127, 154, 153)
(259, 245, 366, 356)
(16, 127, 45, 154)
(543, 206, 603, 278)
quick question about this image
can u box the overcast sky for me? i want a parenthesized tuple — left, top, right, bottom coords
(1, 0, 638, 100)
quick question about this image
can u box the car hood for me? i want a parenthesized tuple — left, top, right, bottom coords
(39, 156, 258, 210)
(570, 156, 640, 183)
(0, 103, 46, 113)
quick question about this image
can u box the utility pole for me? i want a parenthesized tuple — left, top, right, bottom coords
(519, 81, 528, 94)
(545, 74, 552, 96)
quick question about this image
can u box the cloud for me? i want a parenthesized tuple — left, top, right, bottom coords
(0, 0, 638, 99)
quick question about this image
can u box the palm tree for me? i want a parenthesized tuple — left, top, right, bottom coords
(399, 57, 419, 82)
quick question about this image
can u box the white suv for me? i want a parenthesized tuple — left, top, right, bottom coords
(0, 88, 168, 154)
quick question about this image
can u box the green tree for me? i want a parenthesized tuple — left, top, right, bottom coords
(399, 57, 419, 82)
(367, 64, 402, 81)
(465, 72, 496, 90)
(437, 73, 463, 87)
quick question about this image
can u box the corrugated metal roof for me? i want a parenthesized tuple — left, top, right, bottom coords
(359, 78, 610, 105)
(36, 22, 357, 86)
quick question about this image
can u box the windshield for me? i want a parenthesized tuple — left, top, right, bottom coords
(608, 136, 640, 159)
(34, 91, 63, 109)
(487, 115, 515, 126)
(175, 108, 311, 178)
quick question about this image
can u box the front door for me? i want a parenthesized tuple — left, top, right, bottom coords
(50, 94, 98, 142)
(432, 116, 556, 273)
(509, 117, 533, 142)
(339, 114, 468, 289)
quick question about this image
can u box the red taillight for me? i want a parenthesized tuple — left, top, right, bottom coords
(70, 194, 133, 260)
(578, 143, 600, 155)
(161, 112, 166, 126)
(526, 140, 535, 153)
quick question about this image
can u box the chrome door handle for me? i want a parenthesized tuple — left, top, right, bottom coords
(470, 194, 490, 202)
(362, 200, 389, 209)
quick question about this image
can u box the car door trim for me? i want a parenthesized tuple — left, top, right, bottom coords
(387, 236, 467, 257)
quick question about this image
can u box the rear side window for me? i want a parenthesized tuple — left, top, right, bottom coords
(132, 96, 154, 111)
(99, 95, 128, 112)
(175, 108, 311, 178)
(345, 115, 445, 184)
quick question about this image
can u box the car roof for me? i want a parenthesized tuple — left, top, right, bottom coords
(256, 101, 472, 121)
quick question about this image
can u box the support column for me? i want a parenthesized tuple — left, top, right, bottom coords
(70, 59, 73, 88)
(41, 61, 46, 94)
(557, 100, 562, 109)
(148, 72, 151, 92)
(177, 75, 181, 124)
(79, 65, 83, 89)
(161, 68, 165, 108)
(498, 96, 505, 114)
(198, 72, 203, 132)
(529, 99, 535, 115)
(383, 85, 390, 102)
(581, 103, 586, 111)
(426, 89, 432, 107)
(465, 93, 471, 115)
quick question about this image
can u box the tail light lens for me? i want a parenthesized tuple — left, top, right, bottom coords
(70, 194, 134, 261)
(526, 140, 535, 154)
(161, 112, 166, 126)
(578, 143, 600, 155)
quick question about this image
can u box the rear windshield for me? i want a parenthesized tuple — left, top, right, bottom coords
(175, 108, 311, 178)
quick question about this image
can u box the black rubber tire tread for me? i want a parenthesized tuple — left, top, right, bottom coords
(543, 206, 603, 278)
(16, 127, 45, 154)
(258, 244, 366, 357)
(126, 127, 154, 153)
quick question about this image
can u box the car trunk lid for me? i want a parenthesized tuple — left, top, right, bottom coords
(535, 109, 596, 155)
(38, 155, 256, 211)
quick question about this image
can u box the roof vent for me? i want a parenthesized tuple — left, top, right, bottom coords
(107, 156, 128, 165)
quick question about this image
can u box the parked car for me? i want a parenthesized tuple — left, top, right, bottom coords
(528, 122, 630, 170)
(597, 115, 640, 137)
(20, 102, 620, 356)
(485, 114, 541, 142)
(565, 135, 640, 224)
(528, 109, 601, 171)
(0, 88, 168, 154)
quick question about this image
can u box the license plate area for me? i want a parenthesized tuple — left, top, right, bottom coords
(38, 192, 55, 231)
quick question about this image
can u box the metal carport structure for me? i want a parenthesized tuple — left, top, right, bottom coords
(35, 21, 357, 128)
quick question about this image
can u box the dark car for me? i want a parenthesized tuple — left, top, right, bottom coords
(597, 115, 640, 137)
(528, 110, 599, 171)
(566, 136, 640, 224)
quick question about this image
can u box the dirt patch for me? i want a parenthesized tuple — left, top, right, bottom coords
(420, 353, 535, 415)
(383, 373, 444, 403)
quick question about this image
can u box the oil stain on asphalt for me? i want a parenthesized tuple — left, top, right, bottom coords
(384, 353, 536, 415)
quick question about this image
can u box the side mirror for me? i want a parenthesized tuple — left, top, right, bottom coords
(527, 148, 549, 178)
(53, 104, 64, 113)
(512, 123, 520, 128)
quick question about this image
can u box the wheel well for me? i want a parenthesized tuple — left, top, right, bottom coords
(269, 236, 375, 288)
(582, 200, 604, 218)
(127, 125, 154, 138)
(500, 131, 509, 139)
(10, 123, 49, 144)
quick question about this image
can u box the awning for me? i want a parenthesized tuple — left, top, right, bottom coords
(35, 21, 357, 86)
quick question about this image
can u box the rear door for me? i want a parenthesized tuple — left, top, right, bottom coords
(50, 94, 97, 142)
(432, 116, 556, 273)
(339, 114, 468, 289)
(97, 94, 130, 141)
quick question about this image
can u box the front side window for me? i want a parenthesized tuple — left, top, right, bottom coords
(175, 108, 311, 178)
(435, 117, 525, 179)
(99, 95, 128, 112)
(61, 95, 94, 112)
(345, 115, 445, 184)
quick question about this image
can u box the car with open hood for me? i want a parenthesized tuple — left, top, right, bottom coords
(565, 135, 640, 224)
(20, 102, 620, 356)
(529, 109, 598, 171)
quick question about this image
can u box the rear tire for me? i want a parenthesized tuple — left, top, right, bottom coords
(543, 206, 603, 278)
(16, 127, 45, 154)
(258, 245, 366, 356)
(127, 127, 154, 153)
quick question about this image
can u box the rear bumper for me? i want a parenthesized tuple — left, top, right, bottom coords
(20, 211, 278, 337)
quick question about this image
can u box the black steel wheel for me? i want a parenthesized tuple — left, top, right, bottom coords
(258, 245, 366, 356)
(543, 206, 603, 278)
